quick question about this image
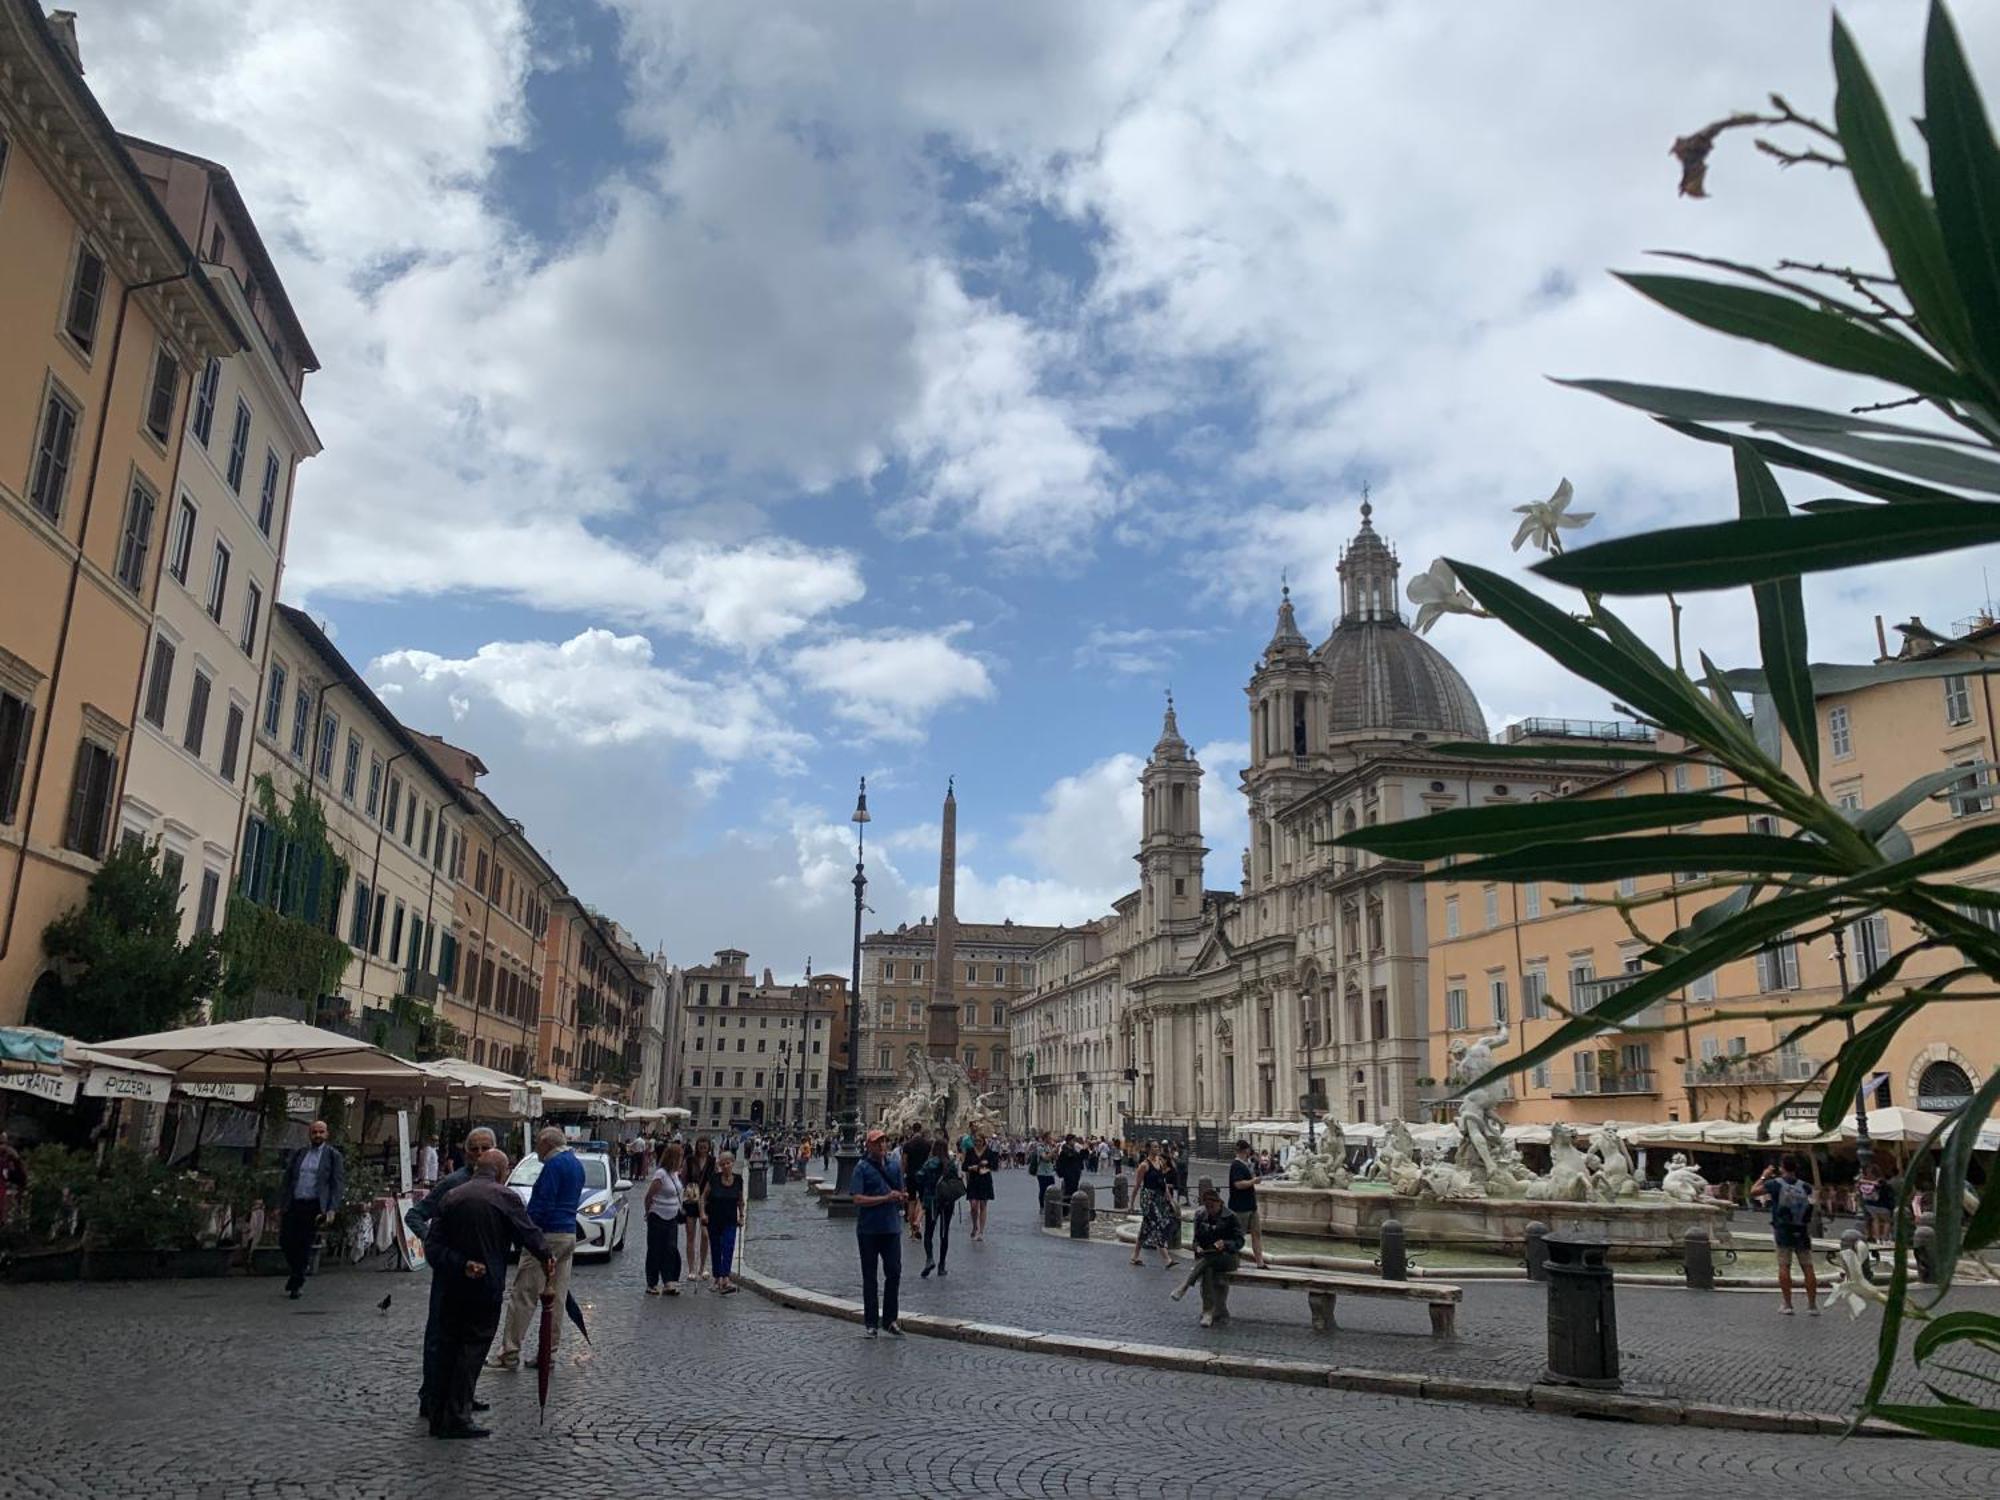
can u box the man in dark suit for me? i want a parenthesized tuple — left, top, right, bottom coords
(424, 1150, 552, 1439)
(278, 1119, 345, 1299)
(406, 1126, 496, 1423)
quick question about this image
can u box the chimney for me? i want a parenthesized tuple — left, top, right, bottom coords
(46, 11, 83, 72)
(1874, 614, 1889, 660)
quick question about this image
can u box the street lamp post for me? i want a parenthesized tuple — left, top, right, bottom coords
(831, 778, 869, 1206)
(1832, 927, 1875, 1176)
(796, 957, 811, 1132)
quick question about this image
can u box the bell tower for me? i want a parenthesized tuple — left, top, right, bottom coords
(1137, 693, 1206, 938)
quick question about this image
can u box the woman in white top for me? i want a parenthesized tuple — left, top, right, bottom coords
(643, 1142, 687, 1295)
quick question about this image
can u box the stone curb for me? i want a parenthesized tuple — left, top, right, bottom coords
(734, 1261, 1917, 1440)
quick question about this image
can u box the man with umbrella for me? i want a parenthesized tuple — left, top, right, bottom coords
(425, 1150, 552, 1439)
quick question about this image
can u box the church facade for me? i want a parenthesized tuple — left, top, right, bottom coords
(1027, 505, 1630, 1136)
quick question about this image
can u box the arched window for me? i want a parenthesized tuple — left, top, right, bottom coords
(1918, 1060, 1974, 1110)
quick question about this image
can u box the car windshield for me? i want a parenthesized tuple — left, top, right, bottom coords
(507, 1154, 612, 1191)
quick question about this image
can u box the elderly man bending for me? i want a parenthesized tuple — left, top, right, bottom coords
(493, 1127, 584, 1370)
(425, 1150, 551, 1439)
(408, 1126, 495, 1422)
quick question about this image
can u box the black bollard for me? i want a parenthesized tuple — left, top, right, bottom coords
(1113, 1173, 1130, 1211)
(1043, 1183, 1065, 1229)
(1541, 1237, 1620, 1390)
(1524, 1220, 1550, 1283)
(1069, 1185, 1094, 1239)
(1378, 1218, 1407, 1281)
(1913, 1222, 1938, 1284)
(1683, 1226, 1713, 1289)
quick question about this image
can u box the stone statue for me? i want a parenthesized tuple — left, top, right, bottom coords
(1364, 1118, 1424, 1195)
(1585, 1123, 1640, 1201)
(1446, 1021, 1509, 1095)
(880, 1043, 987, 1141)
(1659, 1152, 1709, 1204)
(1526, 1122, 1593, 1202)
(1285, 1119, 1353, 1189)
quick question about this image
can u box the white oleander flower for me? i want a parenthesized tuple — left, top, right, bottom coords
(1406, 559, 1478, 635)
(1828, 1243, 1885, 1320)
(1511, 477, 1595, 553)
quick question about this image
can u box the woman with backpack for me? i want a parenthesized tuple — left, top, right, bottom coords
(918, 1140, 962, 1277)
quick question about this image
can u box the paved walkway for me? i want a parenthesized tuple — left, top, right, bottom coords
(3, 1209, 1998, 1498)
(751, 1169, 1999, 1419)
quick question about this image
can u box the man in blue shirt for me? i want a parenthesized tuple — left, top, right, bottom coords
(493, 1128, 585, 1368)
(852, 1129, 907, 1338)
(278, 1119, 345, 1299)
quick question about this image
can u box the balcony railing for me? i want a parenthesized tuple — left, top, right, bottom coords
(1504, 717, 1657, 744)
(1555, 1069, 1659, 1098)
(1571, 973, 1667, 1030)
(1683, 1054, 1821, 1088)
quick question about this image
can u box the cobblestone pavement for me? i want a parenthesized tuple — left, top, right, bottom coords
(751, 1167, 2000, 1419)
(2, 1193, 1997, 1499)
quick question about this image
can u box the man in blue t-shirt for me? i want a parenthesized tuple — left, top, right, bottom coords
(851, 1129, 908, 1337)
(1753, 1155, 1820, 1315)
(494, 1128, 586, 1366)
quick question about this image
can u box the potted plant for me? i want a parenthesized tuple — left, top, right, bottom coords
(81, 1153, 203, 1279)
(0, 1145, 93, 1282)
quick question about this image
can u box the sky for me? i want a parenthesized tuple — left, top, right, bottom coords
(74, 0, 2000, 981)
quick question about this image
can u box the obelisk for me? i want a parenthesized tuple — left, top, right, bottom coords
(926, 779, 959, 1062)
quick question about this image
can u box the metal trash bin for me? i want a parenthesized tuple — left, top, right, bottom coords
(747, 1157, 769, 1200)
(1541, 1236, 1620, 1390)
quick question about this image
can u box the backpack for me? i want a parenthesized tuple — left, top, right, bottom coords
(934, 1157, 966, 1206)
(1774, 1176, 1813, 1227)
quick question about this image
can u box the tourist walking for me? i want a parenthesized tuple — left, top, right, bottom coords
(1753, 1157, 1820, 1314)
(407, 1124, 495, 1422)
(1030, 1134, 1054, 1211)
(424, 1150, 552, 1439)
(918, 1140, 963, 1278)
(1228, 1139, 1268, 1268)
(1130, 1143, 1178, 1269)
(493, 1127, 584, 1368)
(901, 1131, 928, 1241)
(1858, 1164, 1894, 1244)
(963, 1132, 998, 1241)
(278, 1119, 345, 1300)
(644, 1143, 687, 1295)
(704, 1151, 745, 1292)
(685, 1137, 715, 1281)
(1057, 1134, 1085, 1200)
(1172, 1186, 1245, 1327)
(852, 1129, 906, 1336)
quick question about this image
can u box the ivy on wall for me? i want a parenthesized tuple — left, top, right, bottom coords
(216, 775, 353, 1010)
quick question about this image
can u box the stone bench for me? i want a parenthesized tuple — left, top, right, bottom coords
(1226, 1265, 1461, 1338)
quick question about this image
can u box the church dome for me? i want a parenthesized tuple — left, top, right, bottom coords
(1314, 502, 1488, 742)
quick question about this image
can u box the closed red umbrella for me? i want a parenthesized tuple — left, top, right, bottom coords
(536, 1289, 555, 1423)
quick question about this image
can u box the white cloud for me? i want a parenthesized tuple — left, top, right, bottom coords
(1073, 624, 1215, 677)
(370, 629, 808, 767)
(790, 626, 995, 735)
(1010, 752, 1144, 901)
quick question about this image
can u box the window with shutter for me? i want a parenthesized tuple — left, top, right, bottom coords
(142, 637, 175, 728)
(115, 480, 155, 592)
(145, 346, 179, 443)
(190, 359, 220, 445)
(263, 663, 286, 735)
(62, 738, 118, 858)
(28, 389, 80, 521)
(195, 868, 221, 934)
(219, 704, 244, 782)
(257, 448, 281, 535)
(63, 244, 106, 352)
(0, 689, 34, 826)
(182, 670, 211, 756)
(225, 399, 252, 491)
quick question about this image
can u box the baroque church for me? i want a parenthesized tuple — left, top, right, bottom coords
(1097, 503, 1586, 1131)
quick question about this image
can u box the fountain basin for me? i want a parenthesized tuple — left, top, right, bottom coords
(1257, 1182, 1732, 1259)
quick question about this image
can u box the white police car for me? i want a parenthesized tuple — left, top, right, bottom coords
(506, 1143, 631, 1259)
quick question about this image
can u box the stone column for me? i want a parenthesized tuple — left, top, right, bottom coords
(926, 781, 959, 1064)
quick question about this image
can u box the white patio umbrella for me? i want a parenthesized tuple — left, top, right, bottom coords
(90, 1017, 427, 1147)
(416, 1058, 542, 1119)
(0, 1024, 175, 1105)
